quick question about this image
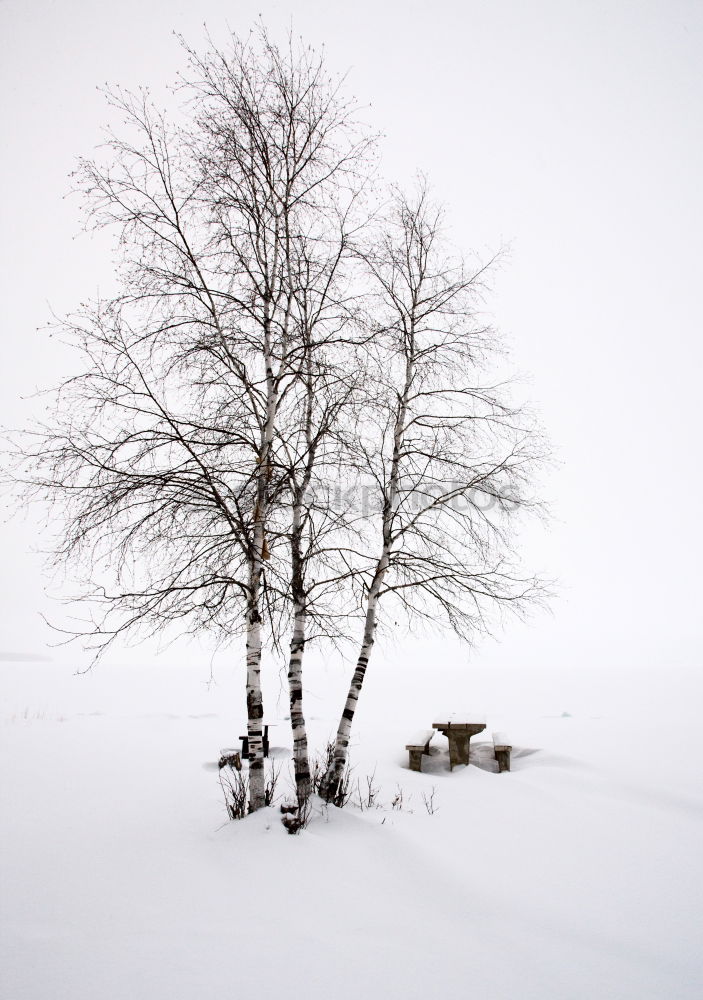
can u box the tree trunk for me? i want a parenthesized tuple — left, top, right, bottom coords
(318, 340, 413, 803)
(244, 302, 277, 813)
(287, 600, 311, 803)
(318, 575, 383, 802)
(245, 584, 266, 812)
(286, 488, 312, 803)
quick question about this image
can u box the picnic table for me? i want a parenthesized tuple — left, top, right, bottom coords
(432, 714, 486, 770)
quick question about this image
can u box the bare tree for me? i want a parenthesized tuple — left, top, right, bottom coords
(11, 26, 374, 813)
(182, 29, 375, 806)
(318, 182, 547, 801)
(7, 27, 547, 820)
(264, 222, 366, 805)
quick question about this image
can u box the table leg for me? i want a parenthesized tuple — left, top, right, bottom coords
(448, 732, 470, 769)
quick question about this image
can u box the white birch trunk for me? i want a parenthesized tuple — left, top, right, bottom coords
(319, 338, 415, 802)
(282, 351, 317, 805)
(245, 563, 266, 811)
(287, 596, 310, 803)
(245, 299, 279, 813)
(318, 560, 387, 801)
(286, 485, 311, 801)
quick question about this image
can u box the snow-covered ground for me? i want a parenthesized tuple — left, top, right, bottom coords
(1, 645, 701, 999)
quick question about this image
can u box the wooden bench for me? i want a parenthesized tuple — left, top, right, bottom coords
(492, 732, 512, 772)
(239, 724, 271, 760)
(406, 729, 435, 772)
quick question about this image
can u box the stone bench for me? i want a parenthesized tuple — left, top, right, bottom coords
(406, 729, 435, 772)
(492, 732, 512, 772)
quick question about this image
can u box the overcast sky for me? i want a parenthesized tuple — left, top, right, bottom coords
(1, 0, 701, 673)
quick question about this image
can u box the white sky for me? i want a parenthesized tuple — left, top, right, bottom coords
(1, 0, 701, 671)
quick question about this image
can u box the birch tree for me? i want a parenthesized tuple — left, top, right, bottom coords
(8, 24, 546, 820)
(183, 30, 374, 805)
(11, 26, 373, 813)
(319, 183, 546, 801)
(264, 221, 366, 804)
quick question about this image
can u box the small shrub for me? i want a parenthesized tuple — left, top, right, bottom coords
(356, 770, 380, 811)
(220, 758, 281, 819)
(220, 766, 248, 820)
(310, 742, 353, 807)
(421, 787, 438, 815)
(309, 742, 335, 794)
(265, 760, 281, 806)
(280, 796, 311, 835)
(391, 785, 405, 811)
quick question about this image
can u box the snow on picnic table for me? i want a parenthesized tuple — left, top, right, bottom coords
(0, 647, 701, 1000)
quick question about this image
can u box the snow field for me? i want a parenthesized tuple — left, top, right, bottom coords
(1, 648, 701, 999)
